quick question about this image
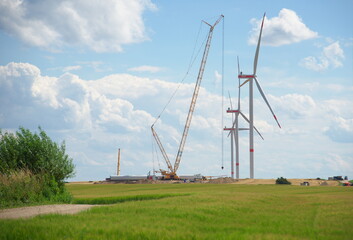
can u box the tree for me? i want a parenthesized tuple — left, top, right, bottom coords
(0, 127, 75, 186)
(276, 177, 291, 185)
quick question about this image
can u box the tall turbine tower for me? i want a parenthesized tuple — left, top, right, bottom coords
(238, 13, 281, 179)
(223, 58, 263, 179)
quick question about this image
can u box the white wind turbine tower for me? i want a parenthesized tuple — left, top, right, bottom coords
(238, 13, 281, 179)
(224, 57, 263, 179)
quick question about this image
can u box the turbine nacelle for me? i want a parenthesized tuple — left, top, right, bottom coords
(238, 74, 255, 79)
(226, 109, 239, 113)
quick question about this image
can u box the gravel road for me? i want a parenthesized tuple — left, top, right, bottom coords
(0, 204, 97, 219)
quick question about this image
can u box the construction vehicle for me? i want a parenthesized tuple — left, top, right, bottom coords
(151, 15, 223, 180)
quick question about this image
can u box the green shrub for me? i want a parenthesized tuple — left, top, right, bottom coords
(0, 127, 75, 185)
(0, 169, 41, 207)
(276, 177, 291, 185)
(0, 169, 73, 208)
(0, 127, 75, 207)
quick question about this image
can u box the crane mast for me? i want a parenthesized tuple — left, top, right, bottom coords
(174, 15, 223, 173)
(151, 15, 223, 180)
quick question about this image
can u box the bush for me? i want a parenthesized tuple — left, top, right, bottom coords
(0, 169, 73, 208)
(0, 169, 42, 207)
(276, 177, 291, 185)
(0, 127, 75, 207)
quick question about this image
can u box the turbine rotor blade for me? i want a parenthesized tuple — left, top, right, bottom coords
(239, 112, 264, 140)
(237, 56, 240, 76)
(227, 111, 240, 138)
(237, 56, 241, 110)
(228, 91, 233, 110)
(227, 91, 235, 139)
(240, 78, 250, 88)
(253, 13, 265, 75)
(230, 112, 239, 130)
(253, 125, 264, 140)
(254, 77, 281, 128)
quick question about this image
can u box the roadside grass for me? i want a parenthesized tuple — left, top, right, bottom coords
(0, 184, 352, 239)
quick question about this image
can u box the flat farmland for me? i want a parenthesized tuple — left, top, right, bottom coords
(0, 183, 352, 239)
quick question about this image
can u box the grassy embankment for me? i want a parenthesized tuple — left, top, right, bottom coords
(1, 183, 352, 239)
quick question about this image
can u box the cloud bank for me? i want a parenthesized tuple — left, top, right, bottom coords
(249, 8, 318, 46)
(1, 62, 352, 180)
(128, 65, 164, 73)
(0, 0, 156, 52)
(300, 41, 345, 71)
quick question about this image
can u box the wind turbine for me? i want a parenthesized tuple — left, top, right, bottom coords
(224, 57, 263, 179)
(238, 13, 281, 179)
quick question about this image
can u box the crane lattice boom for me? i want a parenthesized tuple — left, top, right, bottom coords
(151, 126, 173, 173)
(174, 15, 223, 173)
(151, 15, 223, 180)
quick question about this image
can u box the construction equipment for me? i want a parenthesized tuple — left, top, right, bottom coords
(151, 15, 224, 180)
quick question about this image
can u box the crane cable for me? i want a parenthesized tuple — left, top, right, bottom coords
(221, 16, 225, 170)
(151, 22, 208, 127)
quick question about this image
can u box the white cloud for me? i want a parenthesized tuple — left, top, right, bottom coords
(324, 154, 353, 173)
(1, 62, 157, 131)
(300, 56, 329, 72)
(253, 119, 274, 134)
(191, 115, 211, 130)
(268, 93, 316, 118)
(1, 62, 353, 180)
(323, 99, 353, 119)
(78, 61, 112, 73)
(323, 42, 345, 67)
(63, 65, 81, 72)
(32, 75, 60, 108)
(128, 65, 164, 73)
(0, 62, 40, 103)
(214, 70, 222, 85)
(0, 0, 157, 52)
(325, 117, 353, 143)
(249, 8, 318, 46)
(300, 41, 345, 71)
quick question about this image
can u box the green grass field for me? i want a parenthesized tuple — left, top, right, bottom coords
(1, 183, 352, 239)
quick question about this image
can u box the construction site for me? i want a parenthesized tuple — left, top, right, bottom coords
(105, 14, 350, 185)
(105, 14, 279, 183)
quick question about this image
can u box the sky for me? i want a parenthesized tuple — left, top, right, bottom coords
(0, 0, 352, 181)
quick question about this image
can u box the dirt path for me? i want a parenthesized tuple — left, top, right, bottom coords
(0, 204, 98, 220)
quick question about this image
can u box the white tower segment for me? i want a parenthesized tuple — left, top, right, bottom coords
(238, 13, 281, 179)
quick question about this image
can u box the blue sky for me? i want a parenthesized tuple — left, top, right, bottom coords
(1, 0, 352, 181)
